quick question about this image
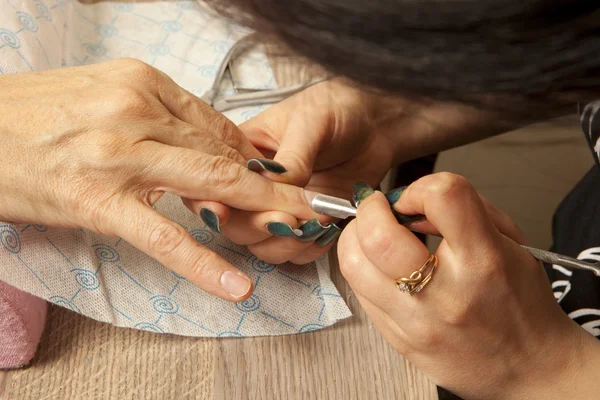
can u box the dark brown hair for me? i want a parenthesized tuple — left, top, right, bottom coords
(208, 0, 600, 113)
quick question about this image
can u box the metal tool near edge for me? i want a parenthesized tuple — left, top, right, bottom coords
(309, 193, 600, 277)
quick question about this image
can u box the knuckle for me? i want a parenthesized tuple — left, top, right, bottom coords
(212, 116, 241, 149)
(411, 321, 442, 349)
(208, 156, 244, 189)
(479, 258, 507, 282)
(147, 221, 187, 257)
(188, 251, 219, 281)
(218, 143, 245, 164)
(103, 87, 151, 117)
(120, 58, 157, 78)
(442, 299, 473, 327)
(361, 224, 394, 259)
(427, 172, 473, 199)
(339, 252, 364, 285)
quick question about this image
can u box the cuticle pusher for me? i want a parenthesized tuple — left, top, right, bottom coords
(309, 193, 600, 276)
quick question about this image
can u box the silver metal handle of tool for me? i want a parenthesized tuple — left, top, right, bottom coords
(309, 194, 600, 276)
(521, 246, 600, 276)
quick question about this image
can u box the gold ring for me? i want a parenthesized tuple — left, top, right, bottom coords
(395, 254, 437, 296)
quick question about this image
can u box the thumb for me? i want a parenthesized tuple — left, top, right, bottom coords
(274, 130, 323, 186)
(239, 95, 333, 187)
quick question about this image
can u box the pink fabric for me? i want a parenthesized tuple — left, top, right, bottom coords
(0, 280, 47, 369)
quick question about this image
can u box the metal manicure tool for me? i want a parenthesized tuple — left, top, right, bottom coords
(309, 193, 600, 276)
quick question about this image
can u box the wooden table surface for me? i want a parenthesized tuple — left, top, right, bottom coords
(0, 251, 436, 400)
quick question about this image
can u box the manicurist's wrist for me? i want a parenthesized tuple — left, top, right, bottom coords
(499, 328, 600, 400)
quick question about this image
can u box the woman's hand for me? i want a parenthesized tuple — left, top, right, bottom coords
(241, 79, 400, 196)
(0, 59, 319, 302)
(208, 79, 401, 265)
(338, 173, 600, 400)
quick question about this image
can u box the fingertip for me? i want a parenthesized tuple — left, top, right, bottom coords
(247, 158, 288, 174)
(220, 270, 254, 301)
(200, 207, 222, 233)
(289, 243, 331, 265)
(356, 191, 392, 217)
(184, 200, 231, 227)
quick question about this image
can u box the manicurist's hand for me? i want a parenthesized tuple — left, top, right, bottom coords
(0, 59, 319, 302)
(338, 173, 600, 400)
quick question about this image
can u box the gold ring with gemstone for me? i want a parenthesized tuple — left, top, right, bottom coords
(395, 254, 437, 296)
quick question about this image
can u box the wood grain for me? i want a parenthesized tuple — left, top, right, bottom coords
(0, 371, 8, 400)
(1, 253, 436, 400)
(3, 303, 214, 400)
(214, 250, 437, 400)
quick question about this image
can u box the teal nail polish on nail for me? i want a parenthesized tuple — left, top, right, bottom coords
(385, 186, 407, 205)
(246, 158, 287, 174)
(384, 186, 425, 224)
(298, 219, 330, 242)
(353, 181, 375, 207)
(200, 208, 221, 233)
(393, 211, 426, 225)
(266, 222, 303, 238)
(316, 224, 342, 246)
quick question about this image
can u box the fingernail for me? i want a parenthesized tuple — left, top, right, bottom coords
(221, 271, 252, 298)
(200, 208, 221, 233)
(353, 181, 374, 207)
(384, 187, 426, 224)
(316, 224, 342, 246)
(246, 158, 287, 174)
(298, 219, 330, 242)
(266, 222, 303, 237)
(385, 186, 408, 205)
(393, 211, 426, 224)
(303, 189, 318, 205)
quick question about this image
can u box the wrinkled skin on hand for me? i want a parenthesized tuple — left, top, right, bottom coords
(0, 59, 319, 301)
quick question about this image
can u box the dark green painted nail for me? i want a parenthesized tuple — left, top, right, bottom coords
(298, 219, 330, 242)
(384, 186, 425, 224)
(393, 211, 426, 225)
(200, 208, 221, 233)
(316, 224, 343, 246)
(353, 181, 375, 207)
(385, 186, 408, 205)
(266, 222, 303, 238)
(246, 158, 287, 174)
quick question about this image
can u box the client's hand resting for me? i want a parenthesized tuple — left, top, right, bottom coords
(212, 80, 401, 265)
(338, 173, 600, 400)
(0, 59, 319, 301)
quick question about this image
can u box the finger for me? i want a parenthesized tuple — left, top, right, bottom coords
(113, 201, 253, 302)
(151, 68, 263, 160)
(221, 210, 299, 245)
(391, 191, 527, 245)
(247, 236, 314, 265)
(337, 220, 408, 313)
(148, 120, 248, 166)
(181, 199, 231, 233)
(354, 292, 409, 355)
(240, 106, 332, 186)
(289, 242, 333, 265)
(144, 143, 323, 221)
(478, 196, 527, 244)
(357, 192, 430, 279)
(393, 173, 501, 254)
